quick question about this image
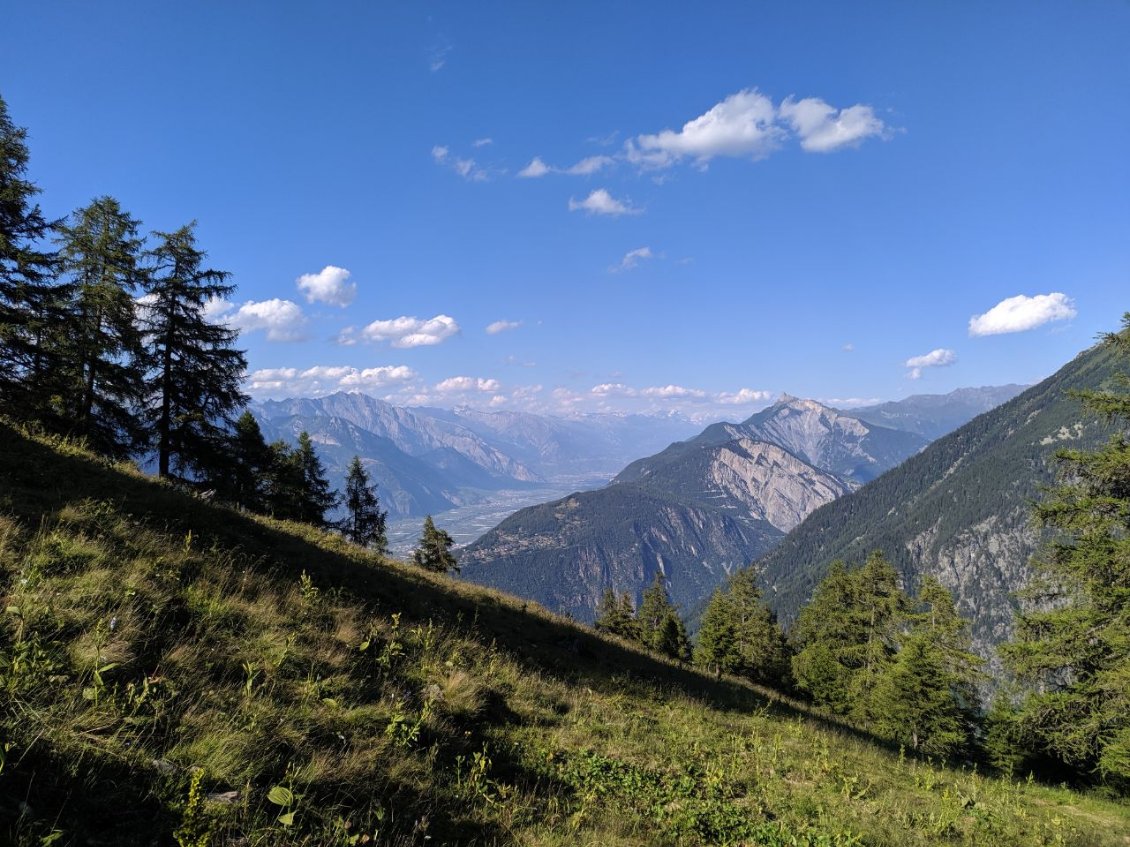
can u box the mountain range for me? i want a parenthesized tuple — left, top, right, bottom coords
(459, 394, 963, 620)
(250, 393, 700, 519)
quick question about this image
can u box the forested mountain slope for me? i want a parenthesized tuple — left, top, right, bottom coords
(756, 342, 1119, 656)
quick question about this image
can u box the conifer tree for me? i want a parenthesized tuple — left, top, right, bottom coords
(870, 578, 983, 758)
(594, 587, 642, 641)
(636, 574, 690, 659)
(694, 569, 788, 684)
(999, 315, 1130, 789)
(338, 455, 388, 552)
(54, 196, 147, 456)
(291, 431, 338, 527)
(224, 410, 272, 512)
(138, 223, 246, 480)
(791, 553, 905, 718)
(0, 94, 63, 423)
(413, 515, 458, 573)
(263, 439, 305, 520)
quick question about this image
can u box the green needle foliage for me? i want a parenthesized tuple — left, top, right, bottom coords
(694, 568, 789, 685)
(0, 94, 62, 425)
(999, 314, 1130, 791)
(413, 515, 458, 573)
(338, 455, 388, 552)
(637, 573, 691, 661)
(139, 223, 247, 481)
(54, 196, 148, 457)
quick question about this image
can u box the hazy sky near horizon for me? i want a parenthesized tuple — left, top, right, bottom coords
(3, 1, 1128, 420)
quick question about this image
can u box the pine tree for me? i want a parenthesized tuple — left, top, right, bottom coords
(870, 578, 983, 758)
(791, 553, 905, 718)
(54, 196, 147, 456)
(999, 315, 1130, 789)
(338, 455, 388, 551)
(635, 574, 689, 659)
(291, 431, 338, 527)
(412, 515, 458, 573)
(224, 410, 272, 512)
(263, 439, 306, 520)
(0, 94, 63, 423)
(138, 223, 246, 480)
(693, 570, 788, 684)
(593, 587, 641, 641)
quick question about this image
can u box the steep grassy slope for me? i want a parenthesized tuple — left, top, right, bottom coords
(1, 423, 1127, 845)
(756, 342, 1119, 655)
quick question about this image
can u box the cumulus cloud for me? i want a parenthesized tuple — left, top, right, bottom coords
(435, 376, 502, 393)
(642, 384, 707, 398)
(247, 365, 416, 397)
(628, 89, 783, 168)
(518, 157, 551, 178)
(968, 293, 1077, 337)
(344, 314, 460, 348)
(485, 319, 522, 335)
(905, 348, 957, 380)
(717, 388, 773, 405)
(568, 188, 639, 216)
(206, 298, 307, 342)
(778, 97, 888, 152)
(296, 265, 356, 307)
(626, 88, 889, 169)
(611, 246, 654, 272)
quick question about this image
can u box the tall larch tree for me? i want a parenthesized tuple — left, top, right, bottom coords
(0, 94, 62, 424)
(54, 196, 147, 456)
(139, 223, 246, 480)
(999, 315, 1130, 790)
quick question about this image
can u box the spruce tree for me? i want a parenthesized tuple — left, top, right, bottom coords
(224, 410, 272, 512)
(54, 196, 147, 456)
(0, 94, 63, 423)
(637, 573, 691, 660)
(139, 223, 246, 480)
(291, 431, 338, 527)
(870, 578, 983, 758)
(791, 553, 905, 718)
(593, 587, 641, 641)
(999, 315, 1130, 789)
(412, 515, 458, 573)
(263, 439, 305, 520)
(693, 570, 788, 684)
(338, 455, 388, 551)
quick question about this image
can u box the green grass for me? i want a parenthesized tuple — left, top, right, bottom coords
(1, 421, 1128, 845)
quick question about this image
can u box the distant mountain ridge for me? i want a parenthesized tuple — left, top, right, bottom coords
(847, 385, 1028, 440)
(250, 393, 701, 519)
(460, 396, 930, 620)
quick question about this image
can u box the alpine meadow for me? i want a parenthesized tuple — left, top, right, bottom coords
(2, 3, 1130, 845)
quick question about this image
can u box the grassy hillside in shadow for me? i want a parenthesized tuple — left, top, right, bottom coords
(1, 421, 1127, 845)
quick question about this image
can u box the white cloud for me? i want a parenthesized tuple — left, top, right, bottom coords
(207, 297, 307, 342)
(435, 376, 501, 393)
(486, 319, 522, 335)
(472, 137, 493, 147)
(968, 293, 1077, 337)
(642, 384, 707, 398)
(346, 314, 460, 348)
(247, 364, 416, 397)
(565, 155, 614, 175)
(296, 265, 356, 307)
(518, 157, 551, 178)
(778, 97, 888, 152)
(611, 246, 654, 272)
(905, 348, 957, 380)
(842, 343, 855, 352)
(717, 388, 773, 405)
(591, 383, 636, 397)
(568, 188, 639, 216)
(432, 145, 487, 181)
(629, 89, 783, 168)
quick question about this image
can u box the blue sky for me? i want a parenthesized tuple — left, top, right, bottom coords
(4, 1, 1128, 419)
